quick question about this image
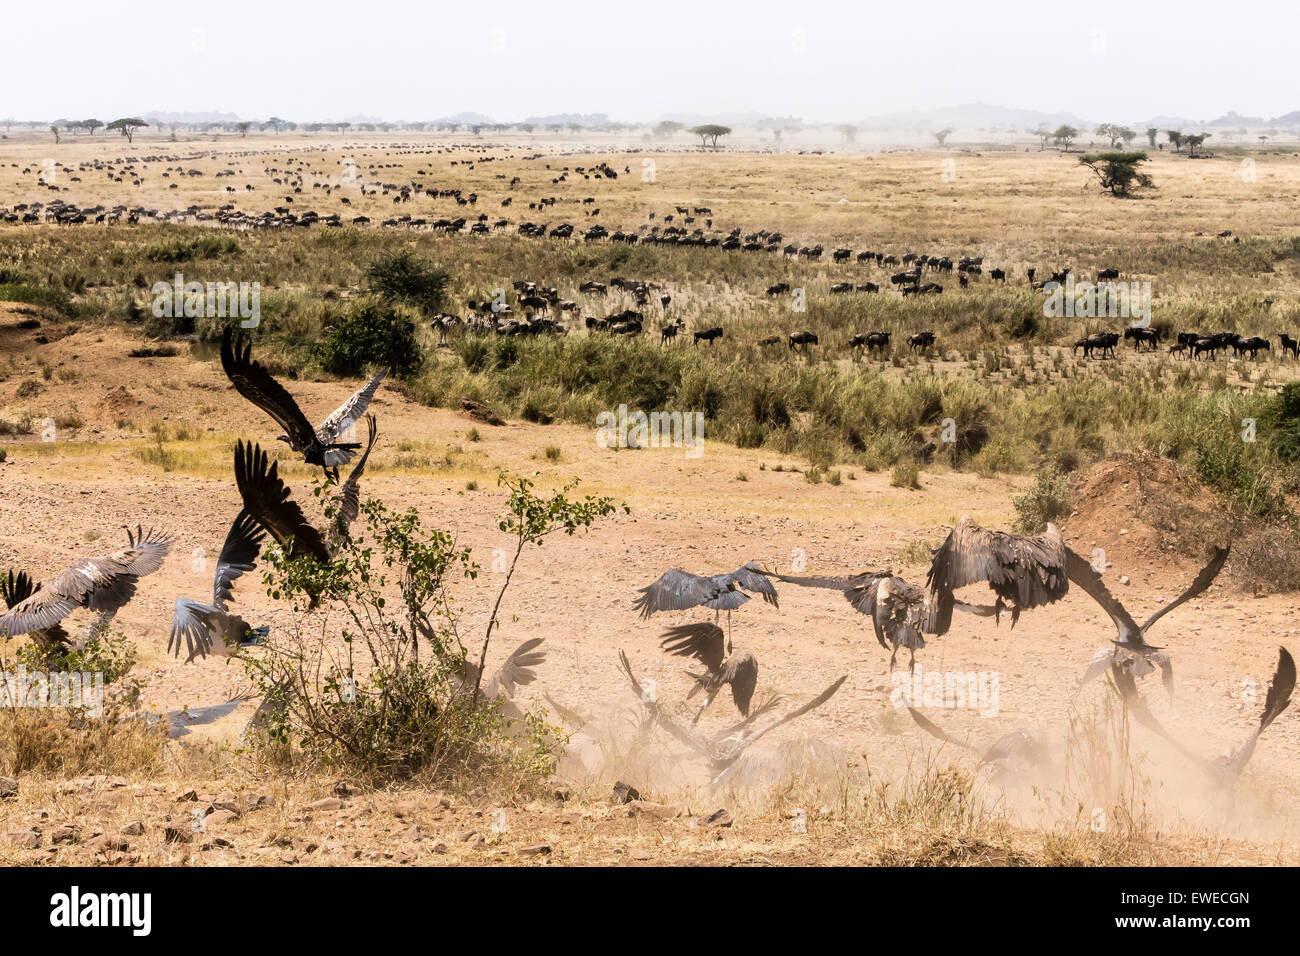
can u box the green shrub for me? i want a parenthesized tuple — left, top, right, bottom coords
(316, 301, 422, 377)
(365, 250, 449, 313)
(1012, 466, 1071, 533)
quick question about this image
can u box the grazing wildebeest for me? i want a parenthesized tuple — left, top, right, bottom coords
(856, 282, 880, 293)
(865, 331, 891, 355)
(908, 331, 936, 353)
(1238, 336, 1270, 358)
(958, 274, 969, 288)
(1280, 333, 1299, 358)
(766, 282, 790, 296)
(694, 327, 723, 346)
(1026, 268, 1036, 283)
(1123, 326, 1159, 351)
(833, 248, 852, 262)
(1096, 268, 1120, 282)
(758, 335, 783, 347)
(830, 282, 853, 294)
(989, 268, 1006, 283)
(789, 330, 819, 352)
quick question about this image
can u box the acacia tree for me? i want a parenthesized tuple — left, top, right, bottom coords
(267, 116, 286, 135)
(1034, 126, 1053, 150)
(1165, 129, 1183, 152)
(837, 123, 858, 143)
(653, 120, 683, 140)
(933, 127, 954, 146)
(688, 124, 731, 148)
(1053, 125, 1079, 150)
(49, 125, 59, 144)
(107, 117, 148, 143)
(1080, 151, 1155, 197)
(1185, 132, 1211, 157)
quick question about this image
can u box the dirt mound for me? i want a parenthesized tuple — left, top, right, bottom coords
(96, 385, 143, 419)
(1063, 451, 1231, 587)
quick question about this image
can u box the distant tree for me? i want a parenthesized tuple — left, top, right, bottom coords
(654, 120, 684, 140)
(1146, 127, 1158, 147)
(49, 124, 59, 144)
(267, 116, 286, 135)
(567, 122, 582, 133)
(933, 127, 954, 146)
(107, 117, 148, 143)
(518, 122, 535, 134)
(1079, 151, 1155, 197)
(1185, 132, 1211, 157)
(688, 124, 731, 148)
(1165, 129, 1183, 152)
(1119, 127, 1136, 146)
(837, 123, 858, 143)
(1053, 125, 1079, 150)
(80, 118, 101, 135)
(1034, 126, 1053, 150)
(236, 121, 251, 137)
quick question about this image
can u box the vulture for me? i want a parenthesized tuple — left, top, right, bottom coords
(166, 510, 267, 662)
(221, 327, 385, 473)
(1073, 545, 1229, 696)
(659, 621, 758, 722)
(632, 562, 777, 650)
(233, 440, 331, 568)
(618, 649, 845, 782)
(326, 414, 379, 543)
(456, 637, 546, 718)
(1111, 647, 1293, 787)
(907, 706, 1051, 778)
(926, 517, 1068, 635)
(767, 569, 938, 672)
(0, 527, 173, 650)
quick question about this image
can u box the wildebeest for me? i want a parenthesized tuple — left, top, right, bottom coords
(694, 327, 723, 346)
(1097, 268, 1120, 282)
(833, 248, 852, 262)
(766, 282, 791, 296)
(789, 330, 819, 352)
(989, 268, 1006, 283)
(1280, 333, 1299, 358)
(1123, 326, 1159, 351)
(856, 282, 880, 293)
(908, 331, 936, 353)
(1237, 336, 1270, 359)
(660, 318, 685, 344)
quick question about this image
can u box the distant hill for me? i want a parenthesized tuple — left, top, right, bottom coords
(858, 102, 1093, 132)
(144, 110, 241, 125)
(522, 113, 611, 127)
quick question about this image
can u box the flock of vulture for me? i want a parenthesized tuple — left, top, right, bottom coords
(616, 518, 1292, 792)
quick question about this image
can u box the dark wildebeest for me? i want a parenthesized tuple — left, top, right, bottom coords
(1096, 268, 1120, 282)
(830, 282, 853, 294)
(766, 282, 791, 296)
(660, 319, 684, 344)
(1238, 336, 1270, 359)
(1123, 326, 1159, 351)
(758, 335, 783, 347)
(989, 268, 1006, 283)
(908, 331, 936, 353)
(856, 282, 880, 293)
(788, 330, 819, 352)
(833, 248, 852, 262)
(694, 327, 723, 346)
(1191, 337, 1219, 360)
(866, 331, 891, 355)
(1280, 333, 1299, 358)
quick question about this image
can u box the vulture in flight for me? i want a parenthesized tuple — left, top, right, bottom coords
(926, 517, 1068, 635)
(1073, 545, 1229, 696)
(0, 527, 173, 650)
(233, 440, 332, 568)
(907, 707, 1051, 779)
(767, 568, 951, 672)
(456, 637, 546, 719)
(618, 649, 845, 783)
(660, 621, 758, 723)
(221, 327, 386, 473)
(633, 562, 777, 650)
(327, 414, 379, 543)
(167, 509, 268, 662)
(1111, 647, 1293, 788)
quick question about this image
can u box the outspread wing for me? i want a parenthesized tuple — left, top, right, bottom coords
(484, 637, 546, 700)
(333, 414, 378, 533)
(213, 509, 266, 610)
(1139, 546, 1229, 634)
(926, 517, 1068, 634)
(168, 598, 217, 661)
(0, 583, 80, 637)
(906, 706, 982, 756)
(221, 328, 317, 449)
(721, 563, 778, 607)
(1062, 547, 1144, 646)
(723, 652, 759, 716)
(1224, 647, 1296, 779)
(317, 369, 386, 443)
(632, 568, 718, 619)
(659, 621, 726, 675)
(233, 441, 329, 563)
(1, 569, 38, 608)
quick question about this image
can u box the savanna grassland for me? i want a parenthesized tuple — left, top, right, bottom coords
(2, 131, 1300, 866)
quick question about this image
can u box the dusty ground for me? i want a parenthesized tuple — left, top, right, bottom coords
(2, 314, 1298, 864)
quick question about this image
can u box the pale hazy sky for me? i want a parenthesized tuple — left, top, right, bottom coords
(1, 0, 1293, 124)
